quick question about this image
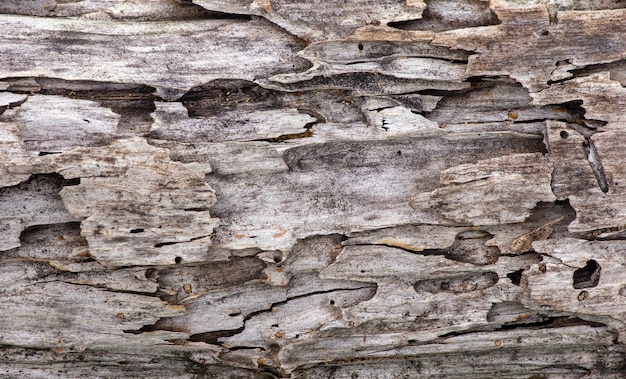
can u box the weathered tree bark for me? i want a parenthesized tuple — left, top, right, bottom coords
(2, 0, 626, 377)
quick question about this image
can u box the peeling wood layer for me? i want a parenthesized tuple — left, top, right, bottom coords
(2, 0, 626, 378)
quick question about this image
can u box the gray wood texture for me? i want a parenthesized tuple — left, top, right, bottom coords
(2, 0, 626, 377)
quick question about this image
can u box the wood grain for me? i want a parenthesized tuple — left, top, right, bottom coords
(2, 0, 626, 377)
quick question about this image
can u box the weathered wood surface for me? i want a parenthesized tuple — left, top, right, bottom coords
(2, 0, 626, 378)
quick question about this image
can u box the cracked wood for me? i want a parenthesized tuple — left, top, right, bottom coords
(2, 0, 626, 378)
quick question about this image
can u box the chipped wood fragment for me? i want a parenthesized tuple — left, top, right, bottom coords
(510, 217, 563, 253)
(48, 138, 220, 267)
(411, 152, 556, 225)
(0, 95, 120, 151)
(150, 101, 315, 143)
(531, 72, 626, 127)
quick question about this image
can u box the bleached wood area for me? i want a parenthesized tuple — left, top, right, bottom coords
(2, 0, 626, 377)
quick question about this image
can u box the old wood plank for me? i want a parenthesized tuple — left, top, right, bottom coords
(2, 0, 626, 377)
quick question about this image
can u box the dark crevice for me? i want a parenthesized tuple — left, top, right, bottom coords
(183, 207, 211, 212)
(422, 78, 588, 127)
(155, 257, 268, 304)
(510, 118, 575, 125)
(102, 98, 156, 134)
(179, 79, 365, 128)
(500, 316, 605, 331)
(284, 132, 546, 173)
(62, 177, 81, 186)
(506, 269, 524, 286)
(348, 242, 444, 257)
(415, 88, 469, 97)
(254, 127, 314, 143)
(124, 324, 159, 335)
(551, 100, 608, 130)
(573, 260, 601, 289)
(265, 72, 456, 94)
(0, 172, 65, 192)
(180, 79, 273, 113)
(286, 285, 376, 304)
(222, 285, 376, 339)
(126, 285, 376, 344)
(188, 327, 245, 344)
(4, 221, 90, 262)
(171, 3, 253, 21)
(154, 242, 177, 248)
(153, 235, 209, 248)
(439, 316, 606, 338)
(547, 60, 574, 86)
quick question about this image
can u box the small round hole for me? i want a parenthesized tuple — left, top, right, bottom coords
(357, 42, 364, 51)
(175, 257, 182, 264)
(573, 259, 601, 289)
(560, 130, 569, 139)
(145, 268, 157, 279)
(507, 269, 523, 286)
(330, 300, 335, 305)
